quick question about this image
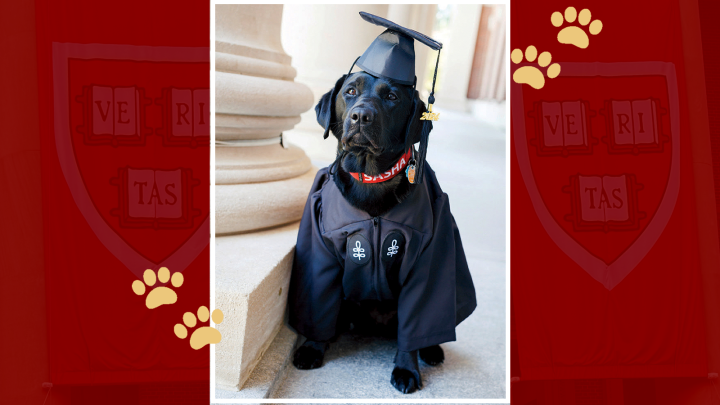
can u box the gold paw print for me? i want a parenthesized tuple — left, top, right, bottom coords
(552, 7, 602, 49)
(131, 267, 184, 309)
(174, 306, 224, 349)
(511, 46, 561, 90)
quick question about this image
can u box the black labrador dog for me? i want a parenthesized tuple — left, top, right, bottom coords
(291, 72, 444, 394)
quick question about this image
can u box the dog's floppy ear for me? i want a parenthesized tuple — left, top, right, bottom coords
(404, 90, 431, 146)
(315, 74, 348, 139)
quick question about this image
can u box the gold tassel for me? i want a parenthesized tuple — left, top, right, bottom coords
(420, 104, 439, 121)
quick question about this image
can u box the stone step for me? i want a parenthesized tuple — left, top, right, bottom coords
(214, 222, 301, 392)
(215, 324, 298, 400)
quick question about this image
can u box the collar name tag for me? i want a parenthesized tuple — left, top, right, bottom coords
(349, 147, 413, 184)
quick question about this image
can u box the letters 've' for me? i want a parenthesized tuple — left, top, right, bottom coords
(92, 85, 137, 136)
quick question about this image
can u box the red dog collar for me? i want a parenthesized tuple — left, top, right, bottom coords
(349, 147, 413, 184)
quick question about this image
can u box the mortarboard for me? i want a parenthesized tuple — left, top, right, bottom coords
(356, 12, 442, 86)
(325, 11, 442, 185)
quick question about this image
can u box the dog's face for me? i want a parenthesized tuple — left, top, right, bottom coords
(335, 72, 414, 156)
(316, 72, 425, 168)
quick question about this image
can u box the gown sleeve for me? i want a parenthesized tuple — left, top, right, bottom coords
(287, 168, 345, 342)
(395, 191, 477, 352)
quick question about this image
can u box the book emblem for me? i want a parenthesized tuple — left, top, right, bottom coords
(156, 88, 210, 148)
(76, 85, 153, 147)
(110, 167, 202, 230)
(563, 174, 645, 233)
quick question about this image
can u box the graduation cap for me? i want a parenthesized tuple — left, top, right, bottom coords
(356, 12, 442, 86)
(326, 11, 442, 185)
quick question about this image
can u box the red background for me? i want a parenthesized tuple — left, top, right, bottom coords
(0, 0, 210, 404)
(512, 0, 720, 403)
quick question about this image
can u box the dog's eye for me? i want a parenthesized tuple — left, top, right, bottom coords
(386, 93, 397, 101)
(346, 88, 356, 96)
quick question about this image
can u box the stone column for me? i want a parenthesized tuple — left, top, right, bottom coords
(214, 4, 316, 392)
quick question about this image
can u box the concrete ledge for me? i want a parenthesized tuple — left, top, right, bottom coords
(215, 325, 299, 399)
(215, 222, 300, 391)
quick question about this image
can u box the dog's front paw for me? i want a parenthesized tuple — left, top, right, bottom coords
(292, 341, 327, 370)
(391, 366, 422, 394)
(419, 344, 444, 366)
(392, 349, 422, 393)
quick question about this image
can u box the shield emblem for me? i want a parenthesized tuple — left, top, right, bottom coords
(52, 43, 210, 279)
(512, 62, 680, 290)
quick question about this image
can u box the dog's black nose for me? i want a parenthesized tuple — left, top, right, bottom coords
(350, 108, 374, 126)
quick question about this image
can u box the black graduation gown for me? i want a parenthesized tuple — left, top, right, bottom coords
(288, 165, 477, 352)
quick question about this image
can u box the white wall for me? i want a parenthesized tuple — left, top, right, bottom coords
(434, 4, 481, 112)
